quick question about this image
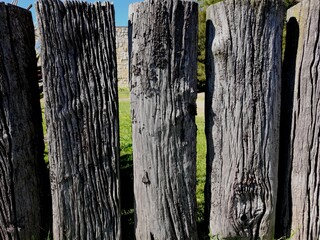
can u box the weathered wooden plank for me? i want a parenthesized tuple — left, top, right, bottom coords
(36, 0, 121, 239)
(0, 3, 49, 240)
(205, 1, 284, 239)
(277, 1, 320, 239)
(129, 1, 198, 239)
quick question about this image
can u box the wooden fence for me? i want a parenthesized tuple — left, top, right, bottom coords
(129, 1, 198, 239)
(0, 3, 50, 240)
(0, 0, 319, 239)
(37, 0, 121, 239)
(205, 1, 284, 239)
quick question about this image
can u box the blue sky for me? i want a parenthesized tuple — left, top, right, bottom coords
(2, 0, 137, 26)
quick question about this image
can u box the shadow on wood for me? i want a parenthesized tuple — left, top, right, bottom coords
(275, 16, 300, 239)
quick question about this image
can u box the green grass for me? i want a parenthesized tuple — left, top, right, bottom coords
(41, 99, 49, 164)
(118, 87, 135, 239)
(118, 87, 132, 157)
(196, 110, 208, 238)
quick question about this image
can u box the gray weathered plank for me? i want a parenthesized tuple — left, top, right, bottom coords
(129, 1, 198, 239)
(0, 3, 48, 240)
(205, 0, 284, 239)
(278, 1, 320, 239)
(36, 0, 121, 239)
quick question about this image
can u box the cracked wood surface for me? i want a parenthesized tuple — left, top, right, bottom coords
(205, 0, 284, 239)
(277, 1, 320, 239)
(129, 1, 198, 239)
(37, 0, 121, 239)
(0, 3, 48, 239)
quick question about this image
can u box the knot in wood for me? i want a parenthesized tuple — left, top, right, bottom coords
(229, 171, 265, 237)
(142, 171, 150, 185)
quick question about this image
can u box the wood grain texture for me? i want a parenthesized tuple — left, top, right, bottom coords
(129, 1, 198, 239)
(278, 1, 320, 239)
(36, 0, 121, 239)
(0, 3, 48, 240)
(205, 1, 284, 239)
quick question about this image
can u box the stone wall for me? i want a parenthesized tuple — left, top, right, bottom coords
(116, 27, 128, 86)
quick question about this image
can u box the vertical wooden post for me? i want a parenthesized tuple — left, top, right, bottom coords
(0, 3, 48, 240)
(37, 0, 121, 239)
(277, 1, 320, 239)
(129, 1, 198, 239)
(205, 0, 284, 239)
